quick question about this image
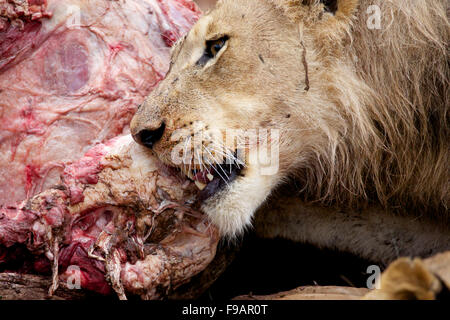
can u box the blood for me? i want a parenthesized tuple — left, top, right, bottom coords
(25, 164, 41, 196)
(20, 105, 45, 135)
(63, 144, 109, 204)
(162, 29, 177, 47)
(59, 243, 112, 295)
(0, 21, 43, 71)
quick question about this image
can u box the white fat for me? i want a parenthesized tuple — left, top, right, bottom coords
(45, 250, 54, 260)
(32, 221, 46, 234)
(108, 135, 159, 176)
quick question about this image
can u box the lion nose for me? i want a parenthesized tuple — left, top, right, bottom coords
(133, 122, 166, 149)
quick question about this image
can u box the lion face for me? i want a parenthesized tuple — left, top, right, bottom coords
(131, 0, 360, 236)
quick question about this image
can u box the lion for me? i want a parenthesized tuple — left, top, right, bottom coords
(130, 0, 449, 299)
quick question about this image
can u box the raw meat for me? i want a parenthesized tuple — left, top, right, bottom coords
(0, 0, 214, 299)
(0, 135, 219, 299)
(0, 0, 200, 206)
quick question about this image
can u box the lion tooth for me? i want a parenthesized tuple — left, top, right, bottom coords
(195, 180, 207, 190)
(207, 173, 214, 181)
(185, 170, 194, 180)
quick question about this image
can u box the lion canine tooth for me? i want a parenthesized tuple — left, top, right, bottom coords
(195, 181, 207, 190)
(207, 173, 214, 181)
(186, 171, 194, 180)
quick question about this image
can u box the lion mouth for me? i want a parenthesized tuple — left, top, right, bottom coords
(180, 161, 244, 201)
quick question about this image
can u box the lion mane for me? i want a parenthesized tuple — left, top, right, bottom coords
(281, 0, 449, 216)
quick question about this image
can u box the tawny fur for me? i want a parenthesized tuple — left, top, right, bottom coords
(272, 0, 449, 214)
(286, 0, 444, 220)
(131, 0, 449, 259)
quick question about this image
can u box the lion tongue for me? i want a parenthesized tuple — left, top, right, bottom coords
(193, 171, 210, 184)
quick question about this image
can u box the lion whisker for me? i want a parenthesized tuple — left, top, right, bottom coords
(203, 146, 229, 185)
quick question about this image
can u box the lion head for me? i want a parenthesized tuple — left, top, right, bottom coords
(131, 0, 449, 236)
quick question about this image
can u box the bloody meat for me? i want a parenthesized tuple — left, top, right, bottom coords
(0, 135, 219, 299)
(0, 0, 220, 300)
(0, 0, 200, 206)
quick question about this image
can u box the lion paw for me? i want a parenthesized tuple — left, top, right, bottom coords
(364, 258, 446, 300)
(364, 257, 447, 300)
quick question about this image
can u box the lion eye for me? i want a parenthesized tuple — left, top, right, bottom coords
(196, 36, 229, 66)
(209, 38, 227, 56)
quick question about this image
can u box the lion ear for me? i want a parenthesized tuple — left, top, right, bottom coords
(322, 1, 340, 14)
(277, 0, 359, 25)
(276, 0, 359, 41)
(323, 0, 359, 20)
(300, 1, 339, 14)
